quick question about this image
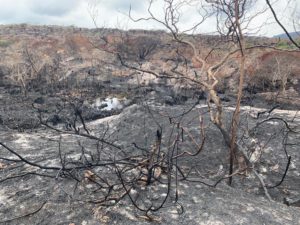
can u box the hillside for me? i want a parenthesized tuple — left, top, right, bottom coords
(274, 31, 300, 39)
(0, 24, 299, 108)
(0, 24, 300, 225)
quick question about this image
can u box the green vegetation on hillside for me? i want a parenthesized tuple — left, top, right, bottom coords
(276, 38, 300, 49)
(0, 39, 13, 48)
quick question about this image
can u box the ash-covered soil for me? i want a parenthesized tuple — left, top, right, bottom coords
(0, 83, 300, 224)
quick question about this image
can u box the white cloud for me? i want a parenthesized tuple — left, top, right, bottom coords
(102, 0, 145, 11)
(0, 0, 298, 37)
(30, 0, 81, 17)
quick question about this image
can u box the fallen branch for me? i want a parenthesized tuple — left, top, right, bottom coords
(0, 201, 47, 224)
(253, 170, 273, 201)
(267, 155, 291, 189)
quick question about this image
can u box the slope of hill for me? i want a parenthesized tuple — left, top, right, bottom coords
(0, 24, 300, 225)
(0, 24, 299, 108)
(274, 31, 300, 39)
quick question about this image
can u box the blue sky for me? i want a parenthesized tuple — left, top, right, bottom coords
(0, 0, 298, 37)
